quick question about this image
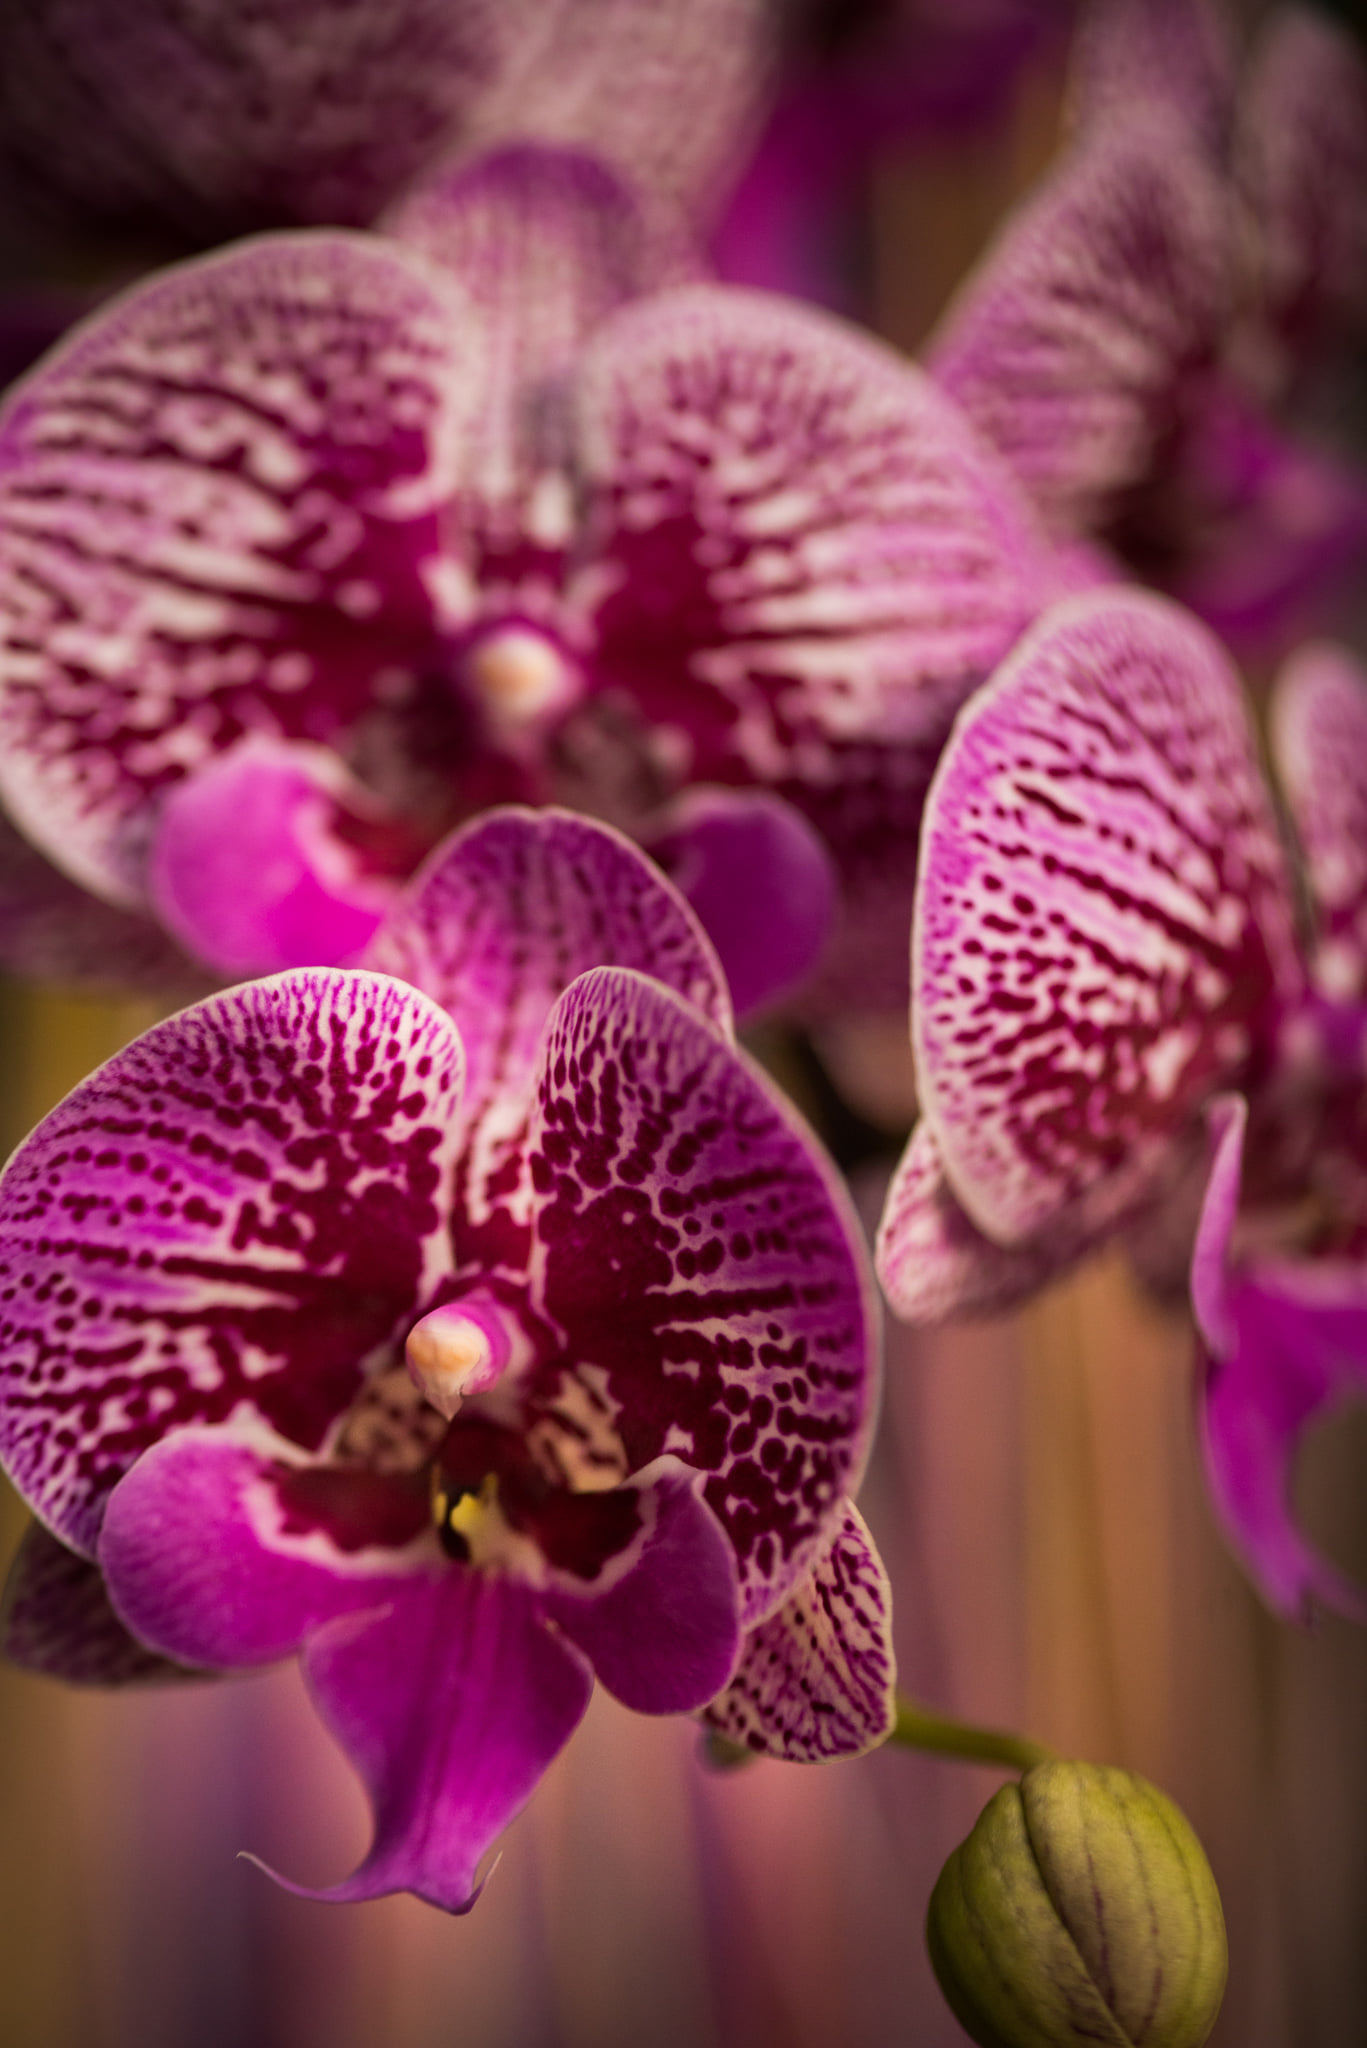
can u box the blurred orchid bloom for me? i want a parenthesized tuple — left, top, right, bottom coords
(0, 808, 892, 1907)
(928, 0, 1367, 654)
(0, 143, 1052, 1011)
(877, 587, 1367, 1616)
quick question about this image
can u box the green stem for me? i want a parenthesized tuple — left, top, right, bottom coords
(887, 1692, 1056, 1775)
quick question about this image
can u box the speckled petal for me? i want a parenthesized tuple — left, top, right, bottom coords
(875, 1120, 1082, 1325)
(575, 284, 1049, 798)
(1192, 1098, 1367, 1621)
(915, 590, 1300, 1245)
(99, 1426, 435, 1668)
(541, 1456, 740, 1714)
(525, 965, 878, 1626)
(928, 117, 1233, 541)
(0, 232, 472, 907)
(702, 1499, 895, 1761)
(1271, 642, 1367, 1003)
(270, 1569, 593, 1912)
(365, 807, 730, 1267)
(1, 1517, 199, 1685)
(0, 968, 464, 1555)
(1067, 0, 1234, 149)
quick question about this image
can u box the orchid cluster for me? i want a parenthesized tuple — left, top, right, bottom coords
(0, 0, 1362, 1999)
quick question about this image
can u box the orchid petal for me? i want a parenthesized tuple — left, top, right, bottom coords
(0, 806, 198, 991)
(0, 968, 464, 1554)
(703, 1500, 895, 1761)
(1189, 1093, 1248, 1357)
(876, 1121, 1083, 1325)
(273, 1570, 593, 1912)
(575, 285, 1049, 800)
(1067, 0, 1235, 151)
(642, 786, 836, 1018)
(98, 1426, 435, 1668)
(147, 737, 399, 975)
(929, 118, 1233, 542)
(541, 1456, 740, 1714)
(0, 232, 473, 908)
(2, 1517, 199, 1685)
(915, 590, 1300, 1246)
(365, 807, 731, 1265)
(1271, 642, 1367, 1002)
(527, 965, 877, 1625)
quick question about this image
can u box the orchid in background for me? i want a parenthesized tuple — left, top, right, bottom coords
(926, 0, 1367, 654)
(876, 581, 1367, 1620)
(0, 138, 1052, 1012)
(0, 807, 892, 1906)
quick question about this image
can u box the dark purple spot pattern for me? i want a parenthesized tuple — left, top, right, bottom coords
(0, 233, 469, 907)
(525, 965, 876, 1626)
(703, 1501, 895, 1760)
(1271, 642, 1367, 1001)
(1, 1516, 199, 1685)
(365, 806, 731, 1267)
(929, 116, 1233, 541)
(576, 285, 1047, 796)
(915, 590, 1302, 1246)
(0, 968, 464, 1556)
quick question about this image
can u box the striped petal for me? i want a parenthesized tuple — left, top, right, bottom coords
(914, 590, 1301, 1245)
(1271, 642, 1367, 1003)
(702, 1499, 896, 1761)
(0, 232, 472, 909)
(0, 968, 464, 1555)
(524, 966, 877, 1625)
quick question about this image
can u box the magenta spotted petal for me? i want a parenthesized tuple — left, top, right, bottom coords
(703, 1500, 895, 1762)
(1271, 642, 1367, 1004)
(2, 1518, 199, 1686)
(914, 590, 1301, 1246)
(526, 965, 877, 1626)
(929, 117, 1233, 543)
(0, 969, 464, 1555)
(1192, 1096, 1367, 1622)
(575, 284, 1050, 792)
(0, 232, 470, 908)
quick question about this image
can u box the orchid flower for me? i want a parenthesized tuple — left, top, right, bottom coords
(876, 582, 1367, 1617)
(0, 143, 1051, 1012)
(927, 0, 1367, 654)
(0, 806, 891, 1907)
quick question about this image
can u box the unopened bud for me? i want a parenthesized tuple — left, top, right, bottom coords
(927, 1761, 1227, 2048)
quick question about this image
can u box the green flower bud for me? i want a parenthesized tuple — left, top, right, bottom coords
(927, 1761, 1227, 2048)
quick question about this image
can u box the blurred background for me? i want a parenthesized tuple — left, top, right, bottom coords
(1, 7, 1366, 2045)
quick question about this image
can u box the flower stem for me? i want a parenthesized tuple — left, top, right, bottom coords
(887, 1692, 1056, 1775)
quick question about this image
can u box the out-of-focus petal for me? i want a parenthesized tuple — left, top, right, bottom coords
(0, 232, 472, 908)
(540, 1456, 740, 1714)
(527, 965, 877, 1625)
(0, 969, 464, 1555)
(575, 284, 1049, 795)
(876, 1120, 1082, 1323)
(1271, 642, 1367, 1002)
(1, 1516, 200, 1685)
(929, 117, 1234, 542)
(274, 1569, 593, 1911)
(702, 1499, 895, 1760)
(1066, 0, 1235, 151)
(0, 806, 199, 991)
(147, 737, 400, 975)
(99, 1426, 435, 1668)
(914, 589, 1300, 1245)
(643, 786, 836, 1018)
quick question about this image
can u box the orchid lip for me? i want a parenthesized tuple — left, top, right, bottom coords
(405, 1299, 516, 1421)
(463, 624, 583, 746)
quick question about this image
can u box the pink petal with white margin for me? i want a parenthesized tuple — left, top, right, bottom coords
(914, 589, 1302, 1246)
(702, 1500, 895, 1761)
(1271, 642, 1367, 1003)
(525, 966, 878, 1626)
(364, 807, 731, 1266)
(98, 1425, 438, 1669)
(0, 231, 472, 908)
(928, 115, 1233, 542)
(0, 968, 464, 1556)
(275, 1569, 594, 1912)
(1192, 1093, 1367, 1622)
(2, 1517, 200, 1685)
(574, 284, 1050, 794)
